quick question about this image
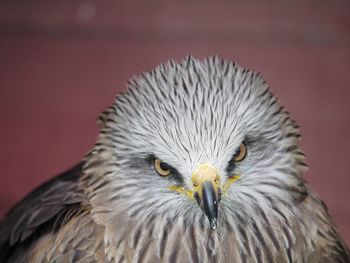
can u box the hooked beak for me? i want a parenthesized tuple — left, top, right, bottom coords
(192, 163, 221, 229)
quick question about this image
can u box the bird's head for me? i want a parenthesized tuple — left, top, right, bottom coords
(85, 56, 307, 231)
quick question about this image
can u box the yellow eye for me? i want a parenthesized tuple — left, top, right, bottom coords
(154, 159, 171, 177)
(233, 143, 247, 162)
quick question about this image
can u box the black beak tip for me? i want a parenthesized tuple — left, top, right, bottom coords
(209, 218, 217, 230)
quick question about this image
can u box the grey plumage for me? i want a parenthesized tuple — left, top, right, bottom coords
(0, 56, 349, 262)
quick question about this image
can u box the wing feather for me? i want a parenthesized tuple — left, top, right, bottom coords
(0, 163, 86, 261)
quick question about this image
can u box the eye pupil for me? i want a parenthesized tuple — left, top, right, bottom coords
(159, 162, 169, 170)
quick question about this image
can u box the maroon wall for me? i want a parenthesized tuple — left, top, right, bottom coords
(0, 1, 349, 244)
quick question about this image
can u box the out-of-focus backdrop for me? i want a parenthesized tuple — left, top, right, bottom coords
(0, 0, 349, 244)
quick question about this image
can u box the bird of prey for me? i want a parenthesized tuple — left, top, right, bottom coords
(0, 56, 349, 263)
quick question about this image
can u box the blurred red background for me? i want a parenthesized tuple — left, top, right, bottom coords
(0, 0, 349, 244)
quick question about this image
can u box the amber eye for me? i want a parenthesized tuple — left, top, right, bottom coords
(154, 159, 171, 177)
(233, 143, 247, 162)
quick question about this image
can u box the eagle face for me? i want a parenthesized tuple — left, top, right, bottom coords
(88, 56, 306, 232)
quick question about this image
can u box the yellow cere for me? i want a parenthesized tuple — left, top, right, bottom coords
(191, 163, 220, 188)
(168, 175, 240, 200)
